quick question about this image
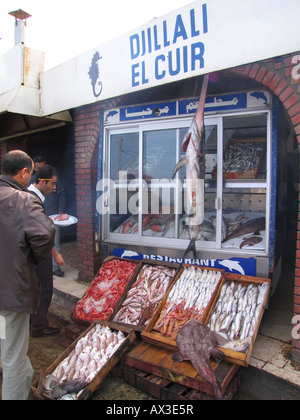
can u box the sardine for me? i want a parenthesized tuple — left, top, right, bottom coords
(257, 283, 269, 305)
(173, 75, 209, 259)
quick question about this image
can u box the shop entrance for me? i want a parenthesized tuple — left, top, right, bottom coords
(26, 123, 76, 241)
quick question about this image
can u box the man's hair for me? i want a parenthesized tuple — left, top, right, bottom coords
(1, 150, 33, 176)
(35, 165, 58, 184)
(33, 155, 47, 165)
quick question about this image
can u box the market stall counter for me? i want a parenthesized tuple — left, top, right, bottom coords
(142, 271, 270, 367)
(34, 257, 270, 400)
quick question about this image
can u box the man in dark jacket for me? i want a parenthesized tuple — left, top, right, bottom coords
(0, 150, 55, 400)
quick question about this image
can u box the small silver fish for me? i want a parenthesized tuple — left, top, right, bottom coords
(257, 283, 269, 305)
(221, 337, 252, 353)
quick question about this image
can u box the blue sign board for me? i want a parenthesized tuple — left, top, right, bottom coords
(120, 102, 176, 122)
(179, 93, 247, 115)
(112, 248, 257, 276)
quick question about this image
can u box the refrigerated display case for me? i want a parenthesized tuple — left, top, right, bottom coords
(98, 91, 275, 277)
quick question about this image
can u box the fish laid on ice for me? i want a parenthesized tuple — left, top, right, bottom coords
(208, 280, 269, 347)
(113, 265, 176, 326)
(154, 267, 221, 338)
(172, 75, 210, 259)
(173, 320, 224, 400)
(240, 236, 263, 249)
(223, 217, 265, 242)
(42, 325, 126, 399)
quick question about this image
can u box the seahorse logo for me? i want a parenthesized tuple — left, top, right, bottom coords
(88, 51, 103, 98)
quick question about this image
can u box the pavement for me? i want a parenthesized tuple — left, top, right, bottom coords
(36, 242, 300, 399)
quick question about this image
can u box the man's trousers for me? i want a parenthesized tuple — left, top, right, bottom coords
(0, 311, 33, 400)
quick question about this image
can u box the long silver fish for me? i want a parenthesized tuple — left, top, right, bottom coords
(173, 75, 209, 259)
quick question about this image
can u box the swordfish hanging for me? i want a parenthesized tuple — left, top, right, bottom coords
(173, 74, 209, 259)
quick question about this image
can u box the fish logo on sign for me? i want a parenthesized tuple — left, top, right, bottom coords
(121, 250, 140, 259)
(88, 51, 103, 98)
(0, 315, 6, 339)
(218, 259, 245, 275)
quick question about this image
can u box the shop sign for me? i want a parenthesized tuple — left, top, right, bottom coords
(119, 101, 176, 122)
(40, 0, 300, 115)
(112, 248, 257, 276)
(104, 91, 271, 124)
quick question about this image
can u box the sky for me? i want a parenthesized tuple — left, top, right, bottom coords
(0, 0, 193, 70)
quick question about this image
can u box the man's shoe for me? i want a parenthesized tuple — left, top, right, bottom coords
(31, 327, 60, 337)
(53, 268, 65, 277)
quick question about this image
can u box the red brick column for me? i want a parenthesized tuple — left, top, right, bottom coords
(74, 104, 102, 283)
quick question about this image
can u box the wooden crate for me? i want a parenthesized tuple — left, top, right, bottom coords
(142, 267, 270, 367)
(109, 259, 180, 332)
(123, 366, 239, 400)
(212, 138, 266, 180)
(71, 257, 141, 325)
(204, 273, 271, 367)
(141, 265, 225, 351)
(31, 321, 136, 400)
(125, 342, 238, 399)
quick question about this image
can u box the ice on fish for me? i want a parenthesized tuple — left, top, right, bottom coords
(208, 280, 269, 349)
(47, 325, 126, 399)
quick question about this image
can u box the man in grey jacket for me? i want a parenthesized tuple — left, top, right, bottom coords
(0, 150, 55, 400)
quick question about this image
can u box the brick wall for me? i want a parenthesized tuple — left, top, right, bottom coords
(0, 139, 27, 173)
(74, 103, 102, 283)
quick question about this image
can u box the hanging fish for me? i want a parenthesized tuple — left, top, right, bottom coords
(172, 75, 210, 259)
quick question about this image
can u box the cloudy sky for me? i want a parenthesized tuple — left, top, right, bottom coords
(0, 0, 193, 69)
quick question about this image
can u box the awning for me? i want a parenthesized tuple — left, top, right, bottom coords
(0, 86, 72, 141)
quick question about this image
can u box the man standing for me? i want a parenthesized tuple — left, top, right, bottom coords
(28, 165, 66, 337)
(30, 156, 66, 277)
(0, 151, 55, 400)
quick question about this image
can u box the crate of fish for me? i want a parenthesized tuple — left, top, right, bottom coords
(204, 273, 271, 367)
(141, 265, 224, 352)
(111, 260, 179, 331)
(212, 138, 266, 180)
(71, 257, 140, 324)
(31, 321, 136, 400)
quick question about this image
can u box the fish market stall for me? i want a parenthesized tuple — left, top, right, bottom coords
(142, 268, 271, 367)
(34, 256, 270, 400)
